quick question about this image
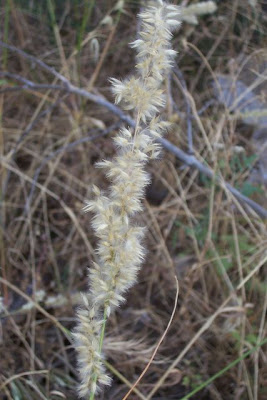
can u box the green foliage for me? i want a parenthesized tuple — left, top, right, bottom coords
(10, 382, 22, 400)
(76, 1, 95, 53)
(200, 151, 263, 200)
(174, 209, 217, 247)
(13, 0, 48, 17)
(229, 152, 263, 196)
(180, 338, 267, 399)
(207, 248, 232, 275)
(221, 233, 255, 256)
(182, 373, 203, 390)
(13, 0, 97, 32)
(229, 152, 257, 174)
(172, 199, 256, 279)
(231, 329, 259, 348)
(238, 181, 264, 197)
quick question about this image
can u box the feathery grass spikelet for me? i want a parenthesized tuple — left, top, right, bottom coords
(74, 1, 180, 397)
(184, 1, 217, 16)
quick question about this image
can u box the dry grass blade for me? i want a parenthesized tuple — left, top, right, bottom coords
(122, 277, 179, 399)
(0, 371, 49, 391)
(0, 277, 70, 340)
(146, 253, 267, 399)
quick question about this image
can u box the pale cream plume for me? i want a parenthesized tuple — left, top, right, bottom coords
(74, 1, 180, 397)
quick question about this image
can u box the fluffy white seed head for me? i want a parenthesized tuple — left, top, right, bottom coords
(74, 1, 180, 397)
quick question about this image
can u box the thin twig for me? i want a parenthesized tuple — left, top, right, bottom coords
(1, 41, 266, 218)
(0, 71, 63, 89)
(158, 137, 267, 219)
(0, 40, 70, 85)
(0, 40, 132, 124)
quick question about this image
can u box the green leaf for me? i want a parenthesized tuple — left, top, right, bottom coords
(240, 182, 264, 197)
(246, 333, 258, 345)
(10, 382, 22, 400)
(0, 79, 8, 85)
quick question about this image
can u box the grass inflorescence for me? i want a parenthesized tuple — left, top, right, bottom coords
(73, 2, 181, 397)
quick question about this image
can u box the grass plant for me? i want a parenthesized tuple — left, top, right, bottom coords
(0, 0, 266, 399)
(73, 2, 181, 397)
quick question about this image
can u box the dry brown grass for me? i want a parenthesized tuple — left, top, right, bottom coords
(0, 1, 266, 399)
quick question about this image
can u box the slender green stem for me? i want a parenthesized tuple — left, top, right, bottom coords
(180, 338, 267, 400)
(89, 304, 109, 400)
(76, 0, 95, 84)
(76, 0, 95, 54)
(99, 305, 108, 350)
(46, 0, 56, 28)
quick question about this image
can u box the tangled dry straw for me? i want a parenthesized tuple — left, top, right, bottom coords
(73, 1, 181, 398)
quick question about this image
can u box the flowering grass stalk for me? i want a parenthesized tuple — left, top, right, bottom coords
(73, 1, 180, 398)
